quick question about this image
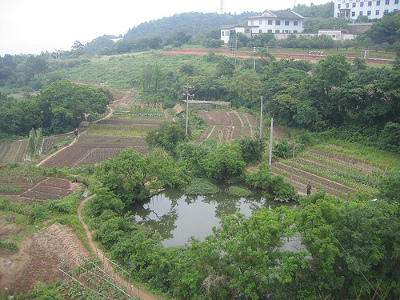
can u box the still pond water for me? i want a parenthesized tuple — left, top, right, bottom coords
(129, 185, 299, 248)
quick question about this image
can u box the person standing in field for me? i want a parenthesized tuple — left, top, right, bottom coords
(306, 182, 312, 196)
(74, 128, 79, 139)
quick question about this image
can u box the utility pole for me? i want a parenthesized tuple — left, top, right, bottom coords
(235, 34, 238, 65)
(259, 96, 263, 138)
(269, 117, 273, 166)
(183, 85, 193, 136)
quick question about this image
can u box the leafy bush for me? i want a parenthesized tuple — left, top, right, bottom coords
(227, 185, 253, 197)
(28, 203, 48, 224)
(184, 178, 220, 195)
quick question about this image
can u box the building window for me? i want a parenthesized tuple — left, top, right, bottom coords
(367, 10, 371, 15)
(368, 1, 372, 6)
(384, 9, 389, 13)
(360, 11, 364, 15)
(352, 11, 356, 16)
(395, 0, 399, 4)
(268, 20, 273, 25)
(259, 20, 262, 25)
(346, 3, 350, 7)
(250, 21, 254, 25)
(338, 4, 341, 8)
(276, 20, 281, 25)
(385, 0, 389, 4)
(353, 2, 356, 7)
(360, 2, 364, 7)
(377, 0, 381, 5)
(294, 21, 298, 26)
(293, 30, 298, 33)
(275, 30, 280, 33)
(395, 8, 399, 11)
(285, 21, 289, 25)
(376, 9, 380, 14)
(268, 29, 273, 33)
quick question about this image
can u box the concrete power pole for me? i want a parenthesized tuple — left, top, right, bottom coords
(183, 86, 193, 136)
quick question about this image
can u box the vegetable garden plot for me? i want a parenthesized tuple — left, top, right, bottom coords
(20, 190, 63, 201)
(31, 185, 73, 197)
(0, 140, 27, 164)
(40, 136, 148, 169)
(40, 146, 90, 169)
(271, 164, 357, 198)
(40, 177, 71, 189)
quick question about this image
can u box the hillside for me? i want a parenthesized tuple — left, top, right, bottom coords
(123, 12, 255, 40)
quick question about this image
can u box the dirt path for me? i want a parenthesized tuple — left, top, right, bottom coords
(77, 194, 163, 300)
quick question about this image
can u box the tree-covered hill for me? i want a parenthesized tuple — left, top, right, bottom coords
(123, 12, 255, 41)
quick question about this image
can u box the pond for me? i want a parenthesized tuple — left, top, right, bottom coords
(129, 185, 300, 248)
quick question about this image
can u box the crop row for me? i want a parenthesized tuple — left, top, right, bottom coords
(301, 150, 381, 174)
(276, 159, 375, 194)
(271, 163, 359, 199)
(294, 157, 381, 188)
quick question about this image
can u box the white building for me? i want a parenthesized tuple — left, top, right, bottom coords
(220, 10, 304, 43)
(221, 25, 247, 43)
(334, 0, 400, 19)
(247, 10, 304, 35)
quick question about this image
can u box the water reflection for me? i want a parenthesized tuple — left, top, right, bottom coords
(128, 185, 296, 247)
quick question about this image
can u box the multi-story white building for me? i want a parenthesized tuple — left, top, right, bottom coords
(220, 10, 304, 43)
(247, 10, 304, 35)
(334, 0, 400, 19)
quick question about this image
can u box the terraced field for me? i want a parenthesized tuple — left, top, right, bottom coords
(197, 110, 258, 141)
(271, 149, 381, 198)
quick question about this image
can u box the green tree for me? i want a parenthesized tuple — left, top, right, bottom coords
(96, 150, 151, 205)
(238, 136, 266, 164)
(362, 11, 400, 44)
(37, 79, 111, 134)
(146, 121, 187, 156)
(203, 143, 246, 181)
(190, 207, 307, 299)
(313, 54, 351, 91)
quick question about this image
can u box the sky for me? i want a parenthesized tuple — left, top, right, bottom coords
(0, 0, 330, 56)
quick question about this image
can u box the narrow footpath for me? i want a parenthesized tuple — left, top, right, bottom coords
(77, 194, 163, 300)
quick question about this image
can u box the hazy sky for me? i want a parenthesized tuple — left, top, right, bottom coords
(0, 0, 330, 56)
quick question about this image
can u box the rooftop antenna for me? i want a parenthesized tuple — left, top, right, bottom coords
(220, 0, 225, 14)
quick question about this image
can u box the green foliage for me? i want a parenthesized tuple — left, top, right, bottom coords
(38, 79, 112, 134)
(376, 173, 400, 203)
(297, 194, 400, 299)
(97, 149, 187, 205)
(226, 185, 253, 197)
(246, 162, 297, 201)
(0, 238, 18, 250)
(239, 136, 266, 164)
(0, 197, 27, 215)
(27, 280, 64, 300)
(146, 121, 187, 156)
(45, 193, 81, 214)
(28, 203, 48, 224)
(294, 2, 334, 18)
(361, 11, 400, 45)
(203, 143, 246, 181)
(183, 178, 220, 195)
